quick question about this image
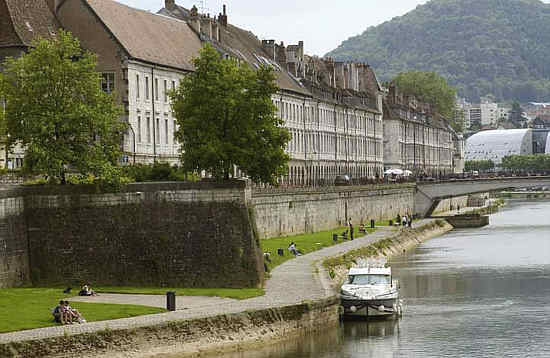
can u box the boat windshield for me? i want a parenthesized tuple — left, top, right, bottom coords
(348, 274, 390, 285)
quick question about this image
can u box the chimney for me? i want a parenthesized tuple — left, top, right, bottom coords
(188, 6, 201, 34)
(165, 0, 176, 10)
(219, 4, 228, 27)
(200, 16, 213, 39)
(212, 20, 219, 42)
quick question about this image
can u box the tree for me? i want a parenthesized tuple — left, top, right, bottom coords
(170, 44, 290, 185)
(465, 160, 495, 172)
(393, 71, 458, 128)
(0, 30, 126, 184)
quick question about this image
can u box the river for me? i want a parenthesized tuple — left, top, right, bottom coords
(213, 199, 550, 358)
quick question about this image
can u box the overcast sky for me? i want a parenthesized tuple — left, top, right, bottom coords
(116, 0, 550, 56)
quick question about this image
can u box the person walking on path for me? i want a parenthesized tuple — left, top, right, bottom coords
(348, 218, 354, 240)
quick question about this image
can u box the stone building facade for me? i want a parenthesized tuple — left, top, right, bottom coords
(160, 1, 384, 185)
(383, 84, 459, 176)
(2, 0, 461, 181)
(49, 0, 203, 164)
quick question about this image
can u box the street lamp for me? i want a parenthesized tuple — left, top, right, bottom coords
(127, 122, 136, 164)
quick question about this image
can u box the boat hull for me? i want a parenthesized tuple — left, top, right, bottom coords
(341, 298, 402, 317)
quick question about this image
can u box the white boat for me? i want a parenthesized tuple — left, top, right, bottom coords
(340, 266, 403, 318)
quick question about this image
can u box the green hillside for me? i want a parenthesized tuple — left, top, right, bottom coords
(326, 0, 550, 102)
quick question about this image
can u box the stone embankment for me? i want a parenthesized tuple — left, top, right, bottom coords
(0, 203, 494, 358)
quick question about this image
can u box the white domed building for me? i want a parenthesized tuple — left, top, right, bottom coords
(465, 129, 533, 165)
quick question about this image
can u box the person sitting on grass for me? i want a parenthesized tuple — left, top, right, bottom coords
(79, 284, 97, 297)
(288, 242, 302, 256)
(52, 300, 65, 324)
(64, 301, 86, 324)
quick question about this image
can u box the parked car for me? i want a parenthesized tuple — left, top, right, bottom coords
(334, 175, 351, 186)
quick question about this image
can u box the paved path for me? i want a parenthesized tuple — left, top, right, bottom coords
(0, 221, 435, 344)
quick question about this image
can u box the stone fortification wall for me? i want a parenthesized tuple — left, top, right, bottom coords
(432, 195, 469, 214)
(1, 182, 264, 289)
(252, 184, 415, 239)
(0, 193, 29, 288)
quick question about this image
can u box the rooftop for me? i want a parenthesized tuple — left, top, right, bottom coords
(84, 0, 202, 71)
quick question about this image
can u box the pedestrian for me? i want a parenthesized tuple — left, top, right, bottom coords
(288, 242, 302, 256)
(348, 218, 354, 240)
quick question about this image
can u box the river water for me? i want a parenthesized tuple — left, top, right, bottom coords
(215, 199, 550, 358)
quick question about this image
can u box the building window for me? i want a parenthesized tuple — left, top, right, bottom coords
(136, 74, 140, 99)
(172, 80, 176, 91)
(147, 117, 151, 143)
(165, 118, 169, 144)
(173, 120, 177, 143)
(164, 80, 168, 102)
(101, 73, 115, 94)
(145, 77, 150, 100)
(156, 118, 160, 143)
(137, 116, 142, 143)
(154, 78, 159, 101)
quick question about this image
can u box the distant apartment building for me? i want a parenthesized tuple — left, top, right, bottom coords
(469, 108, 482, 129)
(455, 97, 471, 131)
(480, 101, 498, 127)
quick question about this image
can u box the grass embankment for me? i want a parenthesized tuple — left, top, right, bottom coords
(322, 220, 449, 279)
(95, 287, 264, 300)
(261, 225, 380, 271)
(0, 288, 166, 334)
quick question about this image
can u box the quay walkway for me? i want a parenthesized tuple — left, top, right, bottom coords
(0, 215, 455, 344)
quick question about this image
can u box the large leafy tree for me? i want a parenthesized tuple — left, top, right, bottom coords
(393, 71, 458, 130)
(171, 44, 290, 185)
(0, 30, 126, 183)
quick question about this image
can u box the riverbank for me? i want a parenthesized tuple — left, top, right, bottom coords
(495, 191, 550, 199)
(323, 220, 454, 289)
(0, 210, 489, 358)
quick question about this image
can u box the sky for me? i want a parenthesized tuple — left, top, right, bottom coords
(117, 0, 550, 57)
(115, 0, 432, 56)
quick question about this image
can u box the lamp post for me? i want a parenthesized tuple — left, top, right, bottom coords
(127, 122, 136, 164)
(413, 116, 417, 173)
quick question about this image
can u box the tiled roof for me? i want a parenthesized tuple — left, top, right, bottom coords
(85, 0, 202, 71)
(219, 24, 310, 96)
(0, 0, 59, 47)
(158, 5, 310, 96)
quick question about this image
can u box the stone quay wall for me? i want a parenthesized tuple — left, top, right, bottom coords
(0, 298, 339, 358)
(0, 182, 264, 289)
(252, 184, 416, 239)
(0, 194, 28, 288)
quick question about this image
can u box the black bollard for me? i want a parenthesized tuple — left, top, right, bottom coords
(389, 219, 393, 226)
(277, 248, 284, 256)
(370, 219, 375, 229)
(333, 233, 338, 242)
(166, 291, 176, 311)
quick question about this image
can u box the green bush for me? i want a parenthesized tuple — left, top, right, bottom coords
(121, 163, 198, 183)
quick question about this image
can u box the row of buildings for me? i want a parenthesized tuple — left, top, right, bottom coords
(0, 0, 465, 182)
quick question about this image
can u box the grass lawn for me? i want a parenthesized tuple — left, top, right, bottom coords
(261, 226, 377, 271)
(0, 288, 166, 333)
(95, 287, 264, 300)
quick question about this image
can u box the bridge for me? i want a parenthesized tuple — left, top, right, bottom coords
(415, 176, 550, 217)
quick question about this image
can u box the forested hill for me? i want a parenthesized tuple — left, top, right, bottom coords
(326, 0, 550, 102)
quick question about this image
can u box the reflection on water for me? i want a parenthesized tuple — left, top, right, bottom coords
(205, 199, 550, 358)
